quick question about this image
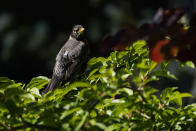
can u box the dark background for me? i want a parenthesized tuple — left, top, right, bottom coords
(0, 0, 195, 83)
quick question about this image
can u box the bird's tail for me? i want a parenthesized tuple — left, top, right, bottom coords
(43, 75, 61, 94)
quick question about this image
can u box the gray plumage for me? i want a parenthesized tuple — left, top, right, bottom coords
(43, 25, 88, 93)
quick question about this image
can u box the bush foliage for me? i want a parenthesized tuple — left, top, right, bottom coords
(0, 41, 196, 131)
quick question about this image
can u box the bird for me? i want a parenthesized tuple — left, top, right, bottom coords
(43, 25, 89, 93)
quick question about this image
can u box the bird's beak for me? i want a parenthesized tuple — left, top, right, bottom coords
(78, 28, 85, 33)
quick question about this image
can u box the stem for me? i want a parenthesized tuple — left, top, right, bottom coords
(127, 75, 155, 122)
(128, 76, 148, 103)
(75, 112, 89, 131)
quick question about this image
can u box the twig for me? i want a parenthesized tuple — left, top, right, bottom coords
(136, 111, 151, 120)
(127, 76, 148, 103)
(127, 75, 155, 122)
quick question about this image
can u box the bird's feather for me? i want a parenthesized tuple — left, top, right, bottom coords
(43, 36, 88, 93)
(43, 74, 62, 93)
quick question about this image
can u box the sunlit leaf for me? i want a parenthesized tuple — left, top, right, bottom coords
(26, 76, 49, 90)
(60, 107, 81, 120)
(185, 61, 195, 68)
(75, 111, 89, 131)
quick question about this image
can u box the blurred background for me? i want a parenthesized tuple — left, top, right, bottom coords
(0, 0, 195, 83)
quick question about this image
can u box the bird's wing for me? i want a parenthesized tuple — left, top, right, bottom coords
(67, 42, 85, 59)
(57, 42, 84, 65)
(64, 42, 86, 80)
(64, 59, 80, 81)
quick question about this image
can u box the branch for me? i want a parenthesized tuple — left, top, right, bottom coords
(127, 76, 148, 103)
(127, 76, 155, 122)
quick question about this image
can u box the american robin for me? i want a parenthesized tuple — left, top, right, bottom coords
(43, 25, 89, 93)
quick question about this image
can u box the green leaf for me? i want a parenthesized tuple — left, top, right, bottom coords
(60, 107, 81, 120)
(5, 99, 20, 116)
(171, 92, 183, 107)
(45, 82, 90, 101)
(27, 87, 41, 98)
(161, 87, 177, 101)
(105, 124, 121, 131)
(77, 88, 90, 102)
(88, 57, 107, 66)
(144, 87, 158, 96)
(132, 40, 147, 51)
(87, 68, 99, 79)
(152, 70, 177, 80)
(178, 93, 192, 98)
(184, 103, 196, 111)
(1, 38, 196, 130)
(0, 77, 14, 83)
(5, 84, 24, 97)
(117, 88, 133, 96)
(185, 61, 195, 68)
(0, 77, 15, 93)
(117, 51, 128, 59)
(90, 110, 97, 118)
(65, 82, 90, 93)
(21, 93, 35, 102)
(89, 119, 106, 129)
(170, 92, 192, 107)
(26, 76, 49, 90)
(75, 111, 89, 131)
(161, 88, 192, 107)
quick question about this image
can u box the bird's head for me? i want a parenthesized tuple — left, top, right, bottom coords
(70, 25, 85, 39)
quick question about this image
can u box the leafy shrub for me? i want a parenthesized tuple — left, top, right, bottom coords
(0, 40, 196, 131)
